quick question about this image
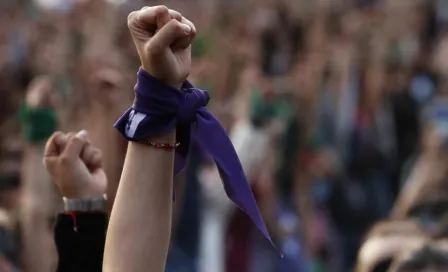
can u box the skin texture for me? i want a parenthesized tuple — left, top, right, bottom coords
(43, 130, 107, 200)
(21, 144, 58, 272)
(391, 126, 448, 219)
(103, 6, 196, 272)
(356, 220, 427, 272)
(20, 77, 59, 272)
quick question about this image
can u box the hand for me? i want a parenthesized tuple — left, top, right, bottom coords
(43, 130, 107, 199)
(127, 6, 196, 87)
(26, 76, 54, 109)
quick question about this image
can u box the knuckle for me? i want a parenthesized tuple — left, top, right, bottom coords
(127, 11, 137, 27)
(169, 10, 182, 20)
(58, 154, 71, 165)
(68, 136, 82, 145)
(147, 40, 163, 55)
(156, 5, 169, 15)
(50, 131, 63, 139)
(48, 131, 63, 144)
(190, 28, 197, 39)
(171, 20, 183, 32)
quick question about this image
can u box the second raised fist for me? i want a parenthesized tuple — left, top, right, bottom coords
(43, 130, 107, 199)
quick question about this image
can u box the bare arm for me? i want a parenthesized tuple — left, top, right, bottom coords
(103, 133, 175, 272)
(103, 5, 196, 271)
(391, 156, 448, 218)
(21, 144, 59, 272)
(20, 76, 60, 272)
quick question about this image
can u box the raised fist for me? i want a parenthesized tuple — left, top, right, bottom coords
(26, 76, 54, 109)
(127, 6, 196, 88)
(43, 130, 107, 199)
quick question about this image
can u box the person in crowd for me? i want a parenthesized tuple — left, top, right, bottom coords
(6, 0, 448, 271)
(389, 240, 448, 272)
(19, 75, 60, 272)
(44, 130, 107, 272)
(392, 124, 448, 219)
(0, 136, 22, 271)
(103, 4, 281, 271)
(356, 220, 427, 272)
(38, 6, 200, 272)
(102, 5, 225, 272)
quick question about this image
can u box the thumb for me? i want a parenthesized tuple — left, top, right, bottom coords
(148, 19, 192, 54)
(61, 130, 89, 160)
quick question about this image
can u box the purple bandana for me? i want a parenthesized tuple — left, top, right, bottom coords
(114, 68, 278, 253)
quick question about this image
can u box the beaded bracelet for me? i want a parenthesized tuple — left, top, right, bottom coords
(146, 141, 180, 149)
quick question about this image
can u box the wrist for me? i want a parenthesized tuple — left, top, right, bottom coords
(63, 194, 107, 212)
(18, 103, 57, 144)
(60, 186, 106, 200)
(140, 66, 183, 89)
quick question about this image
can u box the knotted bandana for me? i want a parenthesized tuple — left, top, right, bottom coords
(115, 68, 277, 252)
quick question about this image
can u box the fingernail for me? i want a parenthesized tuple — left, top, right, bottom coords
(182, 24, 191, 34)
(76, 130, 88, 140)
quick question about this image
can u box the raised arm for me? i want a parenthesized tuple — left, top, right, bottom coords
(19, 76, 59, 272)
(103, 6, 196, 272)
(43, 130, 107, 272)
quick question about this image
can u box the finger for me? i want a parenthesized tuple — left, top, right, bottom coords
(81, 144, 100, 165)
(43, 131, 66, 168)
(172, 17, 196, 50)
(140, 6, 181, 21)
(61, 130, 89, 160)
(57, 132, 75, 151)
(154, 10, 184, 36)
(155, 6, 171, 30)
(169, 9, 182, 22)
(64, 131, 91, 145)
(65, 132, 75, 140)
(81, 145, 102, 170)
(181, 17, 196, 38)
(55, 133, 69, 150)
(149, 19, 192, 54)
(44, 132, 66, 158)
(133, 6, 169, 29)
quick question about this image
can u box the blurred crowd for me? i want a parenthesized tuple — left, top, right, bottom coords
(2, 0, 448, 271)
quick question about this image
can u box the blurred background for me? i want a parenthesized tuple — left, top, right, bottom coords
(2, 0, 448, 271)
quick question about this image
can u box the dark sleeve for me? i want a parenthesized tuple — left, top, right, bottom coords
(55, 213, 107, 272)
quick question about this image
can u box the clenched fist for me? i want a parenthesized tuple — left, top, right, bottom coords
(43, 130, 107, 199)
(127, 5, 196, 87)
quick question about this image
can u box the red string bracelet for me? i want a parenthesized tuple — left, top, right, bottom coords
(68, 211, 78, 232)
(146, 141, 180, 149)
(67, 211, 105, 232)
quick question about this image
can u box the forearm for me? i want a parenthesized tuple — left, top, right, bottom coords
(80, 106, 127, 213)
(103, 132, 175, 272)
(21, 145, 59, 272)
(391, 158, 445, 218)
